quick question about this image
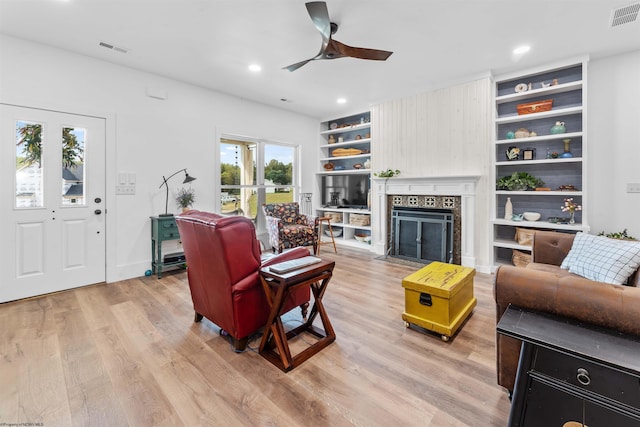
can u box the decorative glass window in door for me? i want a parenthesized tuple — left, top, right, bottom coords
(61, 127, 86, 206)
(15, 121, 44, 208)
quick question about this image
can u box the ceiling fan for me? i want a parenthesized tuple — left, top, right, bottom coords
(283, 1, 393, 72)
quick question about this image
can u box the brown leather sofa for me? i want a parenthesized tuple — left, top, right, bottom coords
(494, 230, 640, 394)
(176, 210, 311, 351)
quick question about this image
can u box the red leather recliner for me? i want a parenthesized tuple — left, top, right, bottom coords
(176, 210, 311, 351)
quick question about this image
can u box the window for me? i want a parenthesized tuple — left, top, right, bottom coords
(15, 121, 44, 208)
(220, 137, 297, 221)
(15, 121, 86, 208)
(61, 127, 86, 206)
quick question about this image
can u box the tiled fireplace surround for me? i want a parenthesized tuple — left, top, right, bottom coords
(371, 176, 479, 267)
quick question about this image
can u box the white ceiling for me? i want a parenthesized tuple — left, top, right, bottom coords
(1, 0, 639, 119)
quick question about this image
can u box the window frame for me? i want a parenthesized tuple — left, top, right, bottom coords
(218, 133, 300, 232)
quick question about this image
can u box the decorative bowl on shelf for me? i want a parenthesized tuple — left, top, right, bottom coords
(331, 148, 362, 156)
(523, 212, 541, 221)
(353, 163, 363, 169)
(323, 162, 335, 170)
(354, 234, 369, 242)
(325, 228, 342, 237)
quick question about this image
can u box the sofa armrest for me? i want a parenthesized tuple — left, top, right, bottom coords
(494, 264, 640, 392)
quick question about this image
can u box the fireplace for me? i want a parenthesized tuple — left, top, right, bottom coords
(391, 206, 455, 264)
(371, 176, 479, 268)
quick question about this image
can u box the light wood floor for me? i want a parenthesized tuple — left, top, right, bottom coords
(0, 247, 510, 426)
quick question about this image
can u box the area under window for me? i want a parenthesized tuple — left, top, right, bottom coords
(220, 137, 297, 221)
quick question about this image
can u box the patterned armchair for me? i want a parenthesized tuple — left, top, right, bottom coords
(262, 202, 318, 254)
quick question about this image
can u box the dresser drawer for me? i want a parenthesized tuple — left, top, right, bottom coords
(533, 346, 640, 407)
(157, 219, 179, 239)
(161, 230, 179, 238)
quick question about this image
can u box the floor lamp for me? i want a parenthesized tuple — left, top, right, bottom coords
(159, 168, 196, 217)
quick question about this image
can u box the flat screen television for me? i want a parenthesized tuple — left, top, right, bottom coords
(321, 174, 370, 209)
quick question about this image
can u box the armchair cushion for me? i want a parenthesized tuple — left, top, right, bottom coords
(262, 202, 318, 253)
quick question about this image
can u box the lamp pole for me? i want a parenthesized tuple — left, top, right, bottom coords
(159, 168, 196, 216)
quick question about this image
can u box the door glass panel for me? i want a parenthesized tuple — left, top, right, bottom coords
(61, 127, 86, 206)
(220, 140, 256, 215)
(265, 143, 294, 204)
(15, 121, 44, 208)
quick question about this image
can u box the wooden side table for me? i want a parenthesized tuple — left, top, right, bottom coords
(259, 259, 336, 372)
(150, 215, 183, 278)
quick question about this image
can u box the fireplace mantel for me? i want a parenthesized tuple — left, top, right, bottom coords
(371, 175, 480, 267)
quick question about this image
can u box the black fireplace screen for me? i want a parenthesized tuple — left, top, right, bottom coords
(391, 207, 454, 264)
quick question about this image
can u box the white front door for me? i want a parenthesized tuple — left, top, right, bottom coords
(0, 105, 106, 303)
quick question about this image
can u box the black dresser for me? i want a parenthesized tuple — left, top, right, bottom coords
(497, 306, 640, 426)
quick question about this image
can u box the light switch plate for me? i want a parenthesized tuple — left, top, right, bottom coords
(627, 183, 640, 193)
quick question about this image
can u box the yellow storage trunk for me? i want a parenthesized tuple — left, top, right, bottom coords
(402, 262, 477, 341)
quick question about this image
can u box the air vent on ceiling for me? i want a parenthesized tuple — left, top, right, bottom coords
(610, 3, 640, 27)
(98, 41, 129, 54)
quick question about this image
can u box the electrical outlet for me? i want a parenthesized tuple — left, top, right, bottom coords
(627, 183, 640, 193)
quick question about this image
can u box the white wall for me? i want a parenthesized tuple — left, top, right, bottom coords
(371, 78, 493, 268)
(2, 33, 637, 281)
(589, 50, 640, 239)
(0, 35, 319, 281)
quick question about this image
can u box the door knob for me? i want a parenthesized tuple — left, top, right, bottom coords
(94, 209, 102, 215)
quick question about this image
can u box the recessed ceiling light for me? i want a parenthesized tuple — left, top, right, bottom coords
(337, 98, 347, 104)
(513, 45, 531, 55)
(248, 64, 261, 72)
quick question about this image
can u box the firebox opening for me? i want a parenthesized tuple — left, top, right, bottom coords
(391, 206, 454, 264)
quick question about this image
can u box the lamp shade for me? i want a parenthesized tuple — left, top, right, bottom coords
(159, 168, 196, 216)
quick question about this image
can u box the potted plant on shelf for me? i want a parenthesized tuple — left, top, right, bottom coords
(374, 169, 400, 178)
(496, 172, 544, 191)
(176, 187, 196, 212)
(598, 229, 636, 240)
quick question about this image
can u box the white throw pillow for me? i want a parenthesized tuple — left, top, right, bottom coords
(560, 232, 596, 270)
(567, 234, 640, 285)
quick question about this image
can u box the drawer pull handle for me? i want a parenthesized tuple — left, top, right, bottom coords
(576, 368, 590, 386)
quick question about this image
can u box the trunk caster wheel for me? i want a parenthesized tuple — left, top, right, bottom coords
(404, 321, 410, 328)
(441, 335, 450, 342)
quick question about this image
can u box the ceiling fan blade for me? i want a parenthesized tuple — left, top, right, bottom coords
(306, 1, 331, 42)
(332, 39, 393, 61)
(284, 1, 393, 71)
(283, 58, 315, 72)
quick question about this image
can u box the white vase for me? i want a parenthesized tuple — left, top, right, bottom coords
(504, 197, 513, 220)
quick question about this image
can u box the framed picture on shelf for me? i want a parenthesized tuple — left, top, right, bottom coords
(522, 148, 535, 161)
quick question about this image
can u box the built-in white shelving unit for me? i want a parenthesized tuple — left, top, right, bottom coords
(492, 59, 589, 267)
(317, 112, 372, 249)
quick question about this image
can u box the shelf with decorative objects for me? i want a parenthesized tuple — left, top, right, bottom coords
(492, 59, 589, 268)
(317, 111, 373, 249)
